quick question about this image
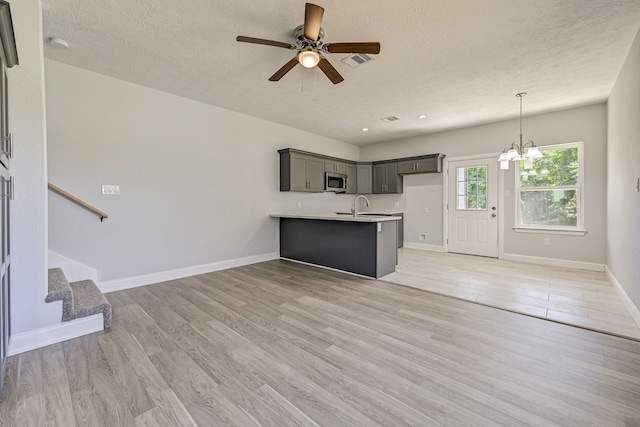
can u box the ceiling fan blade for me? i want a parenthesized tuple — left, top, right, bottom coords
(317, 58, 344, 84)
(303, 3, 324, 41)
(269, 58, 300, 82)
(325, 42, 381, 54)
(236, 36, 295, 49)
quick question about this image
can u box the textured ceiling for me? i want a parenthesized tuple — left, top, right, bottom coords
(41, 0, 640, 145)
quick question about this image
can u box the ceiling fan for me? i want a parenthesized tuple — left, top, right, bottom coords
(236, 3, 381, 84)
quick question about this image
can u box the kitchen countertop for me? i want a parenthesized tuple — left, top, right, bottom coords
(269, 213, 401, 223)
(343, 211, 404, 215)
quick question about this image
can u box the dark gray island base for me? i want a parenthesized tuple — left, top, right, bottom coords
(276, 215, 399, 279)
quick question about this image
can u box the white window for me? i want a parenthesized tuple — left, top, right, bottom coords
(515, 142, 585, 234)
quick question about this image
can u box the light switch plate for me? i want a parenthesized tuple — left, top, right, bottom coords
(101, 185, 120, 195)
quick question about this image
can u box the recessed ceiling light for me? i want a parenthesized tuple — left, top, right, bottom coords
(361, 128, 369, 132)
(48, 37, 69, 49)
(417, 114, 427, 119)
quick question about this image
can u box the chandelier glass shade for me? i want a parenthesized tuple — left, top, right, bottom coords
(498, 93, 543, 170)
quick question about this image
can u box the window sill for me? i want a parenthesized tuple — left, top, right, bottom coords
(512, 226, 587, 236)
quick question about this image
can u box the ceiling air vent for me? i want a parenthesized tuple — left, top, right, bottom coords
(340, 53, 375, 68)
(380, 115, 400, 123)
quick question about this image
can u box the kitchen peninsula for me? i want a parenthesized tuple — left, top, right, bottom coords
(270, 213, 400, 278)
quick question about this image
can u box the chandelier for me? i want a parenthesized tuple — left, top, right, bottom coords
(498, 92, 543, 170)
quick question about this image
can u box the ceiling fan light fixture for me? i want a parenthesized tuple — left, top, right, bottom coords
(298, 49, 320, 68)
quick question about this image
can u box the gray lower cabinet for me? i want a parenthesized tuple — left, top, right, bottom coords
(373, 163, 402, 194)
(279, 217, 398, 278)
(280, 150, 325, 192)
(345, 164, 357, 194)
(356, 163, 372, 194)
(360, 213, 403, 248)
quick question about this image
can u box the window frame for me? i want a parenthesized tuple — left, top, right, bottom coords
(513, 141, 586, 235)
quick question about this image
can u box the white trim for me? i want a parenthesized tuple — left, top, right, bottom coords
(48, 250, 99, 282)
(606, 266, 640, 330)
(99, 252, 280, 293)
(280, 257, 374, 279)
(444, 152, 502, 162)
(497, 159, 506, 259)
(501, 252, 604, 272)
(442, 160, 449, 253)
(8, 315, 104, 356)
(512, 226, 587, 236)
(403, 242, 446, 252)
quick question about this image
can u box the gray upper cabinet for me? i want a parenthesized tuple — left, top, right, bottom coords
(279, 149, 325, 192)
(373, 163, 403, 194)
(325, 160, 347, 175)
(397, 154, 444, 175)
(345, 163, 357, 194)
(356, 163, 372, 194)
(279, 148, 442, 194)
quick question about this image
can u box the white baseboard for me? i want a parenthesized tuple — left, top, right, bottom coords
(403, 242, 446, 252)
(9, 314, 104, 356)
(606, 266, 640, 329)
(99, 252, 280, 293)
(501, 253, 605, 272)
(48, 250, 99, 283)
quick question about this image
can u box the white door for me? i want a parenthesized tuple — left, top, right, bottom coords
(447, 158, 498, 257)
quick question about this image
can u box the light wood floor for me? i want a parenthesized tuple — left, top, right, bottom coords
(382, 248, 640, 340)
(2, 260, 640, 426)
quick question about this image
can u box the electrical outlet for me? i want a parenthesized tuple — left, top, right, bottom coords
(419, 233, 427, 241)
(101, 185, 120, 195)
(424, 208, 429, 213)
(543, 238, 551, 246)
(297, 202, 302, 207)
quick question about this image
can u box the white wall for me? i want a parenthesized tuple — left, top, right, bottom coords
(361, 104, 608, 264)
(607, 28, 640, 308)
(7, 0, 61, 334)
(45, 60, 360, 282)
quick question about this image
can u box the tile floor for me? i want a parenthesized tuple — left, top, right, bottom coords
(381, 248, 640, 340)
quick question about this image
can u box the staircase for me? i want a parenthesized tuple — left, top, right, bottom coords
(46, 268, 112, 328)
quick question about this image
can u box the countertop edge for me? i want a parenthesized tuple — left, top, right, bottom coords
(270, 213, 401, 223)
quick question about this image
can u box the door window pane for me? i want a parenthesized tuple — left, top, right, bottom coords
(456, 165, 488, 211)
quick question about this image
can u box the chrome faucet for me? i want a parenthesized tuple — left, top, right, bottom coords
(351, 195, 371, 217)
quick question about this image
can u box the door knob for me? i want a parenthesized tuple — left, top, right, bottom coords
(491, 213, 497, 218)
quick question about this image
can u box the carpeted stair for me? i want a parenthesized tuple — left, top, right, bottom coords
(46, 268, 112, 328)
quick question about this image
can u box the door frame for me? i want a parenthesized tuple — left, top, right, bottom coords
(442, 153, 505, 258)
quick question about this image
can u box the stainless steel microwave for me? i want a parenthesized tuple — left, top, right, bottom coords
(325, 172, 347, 193)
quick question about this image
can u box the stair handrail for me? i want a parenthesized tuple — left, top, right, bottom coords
(48, 182, 109, 222)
